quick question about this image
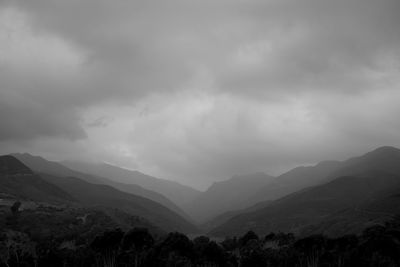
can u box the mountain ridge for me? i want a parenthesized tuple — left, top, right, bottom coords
(209, 146, 400, 237)
(12, 153, 190, 220)
(62, 160, 201, 210)
(186, 172, 275, 222)
(0, 155, 74, 203)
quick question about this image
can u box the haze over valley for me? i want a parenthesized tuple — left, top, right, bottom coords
(1, 0, 400, 266)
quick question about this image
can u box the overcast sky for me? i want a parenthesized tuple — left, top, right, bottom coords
(1, 0, 399, 189)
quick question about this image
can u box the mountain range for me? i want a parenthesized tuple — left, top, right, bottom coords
(12, 153, 190, 220)
(0, 155, 74, 203)
(185, 172, 275, 222)
(3, 146, 400, 239)
(0, 155, 197, 233)
(210, 146, 400, 237)
(62, 160, 201, 209)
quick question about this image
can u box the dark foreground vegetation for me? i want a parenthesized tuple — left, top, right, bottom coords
(2, 204, 400, 267)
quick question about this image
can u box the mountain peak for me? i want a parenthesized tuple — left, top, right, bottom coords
(11, 152, 52, 165)
(356, 146, 400, 162)
(0, 155, 33, 175)
(368, 146, 400, 155)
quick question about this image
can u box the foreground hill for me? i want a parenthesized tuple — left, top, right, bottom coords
(12, 153, 189, 220)
(62, 161, 201, 209)
(0, 204, 164, 240)
(0, 155, 73, 203)
(40, 173, 198, 234)
(210, 146, 400, 237)
(186, 172, 275, 222)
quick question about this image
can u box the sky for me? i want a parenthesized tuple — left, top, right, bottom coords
(0, 0, 399, 189)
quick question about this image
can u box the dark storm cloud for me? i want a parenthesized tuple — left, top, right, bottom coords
(0, 0, 399, 188)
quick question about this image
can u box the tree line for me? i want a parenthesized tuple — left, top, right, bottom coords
(1, 203, 400, 266)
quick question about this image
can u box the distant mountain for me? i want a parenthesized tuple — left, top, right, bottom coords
(62, 160, 201, 209)
(252, 147, 400, 205)
(210, 146, 400, 237)
(249, 160, 341, 206)
(211, 171, 400, 237)
(186, 172, 275, 222)
(0, 155, 73, 203)
(201, 160, 341, 226)
(40, 173, 198, 234)
(329, 146, 400, 178)
(2, 154, 196, 233)
(12, 153, 189, 220)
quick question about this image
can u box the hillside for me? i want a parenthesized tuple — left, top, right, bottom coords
(62, 161, 201, 210)
(210, 147, 400, 237)
(211, 171, 400, 237)
(12, 153, 189, 220)
(0, 155, 74, 203)
(199, 159, 341, 225)
(0, 204, 164, 253)
(251, 146, 400, 205)
(187, 172, 275, 222)
(201, 200, 272, 232)
(249, 160, 342, 207)
(329, 146, 400, 178)
(40, 173, 198, 234)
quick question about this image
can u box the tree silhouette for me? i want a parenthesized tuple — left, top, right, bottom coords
(239, 231, 259, 247)
(10, 201, 21, 215)
(121, 228, 154, 267)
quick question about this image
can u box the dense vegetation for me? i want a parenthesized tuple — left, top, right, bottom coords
(2, 202, 400, 267)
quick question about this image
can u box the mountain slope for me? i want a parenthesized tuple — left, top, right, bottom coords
(187, 172, 275, 222)
(12, 153, 189, 220)
(0, 155, 73, 203)
(250, 160, 341, 206)
(248, 146, 400, 213)
(40, 173, 198, 234)
(211, 171, 400, 237)
(0, 204, 165, 245)
(210, 146, 400, 237)
(329, 146, 400, 178)
(201, 200, 272, 232)
(62, 160, 201, 209)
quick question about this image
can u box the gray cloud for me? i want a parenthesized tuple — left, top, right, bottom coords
(0, 0, 399, 188)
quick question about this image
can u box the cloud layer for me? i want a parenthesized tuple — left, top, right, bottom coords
(1, 0, 399, 189)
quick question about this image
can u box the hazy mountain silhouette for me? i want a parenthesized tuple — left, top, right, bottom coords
(1, 154, 196, 233)
(12, 153, 189, 219)
(62, 161, 201, 210)
(197, 161, 341, 226)
(224, 146, 400, 220)
(328, 146, 400, 179)
(199, 160, 341, 225)
(249, 160, 342, 206)
(210, 146, 400, 237)
(186, 172, 275, 222)
(0, 155, 73, 203)
(39, 173, 198, 233)
(211, 171, 400, 237)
